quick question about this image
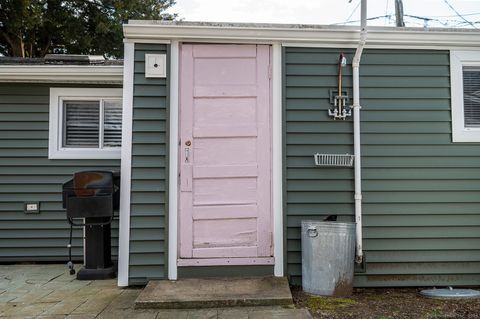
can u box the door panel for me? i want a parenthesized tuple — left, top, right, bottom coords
(179, 44, 272, 264)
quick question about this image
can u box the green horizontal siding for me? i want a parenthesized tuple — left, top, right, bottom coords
(284, 47, 480, 287)
(129, 43, 168, 284)
(0, 83, 119, 262)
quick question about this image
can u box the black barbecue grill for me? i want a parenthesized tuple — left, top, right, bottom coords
(62, 171, 120, 280)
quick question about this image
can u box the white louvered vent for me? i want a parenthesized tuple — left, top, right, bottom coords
(463, 67, 480, 128)
(103, 100, 123, 147)
(64, 101, 100, 147)
(314, 153, 354, 167)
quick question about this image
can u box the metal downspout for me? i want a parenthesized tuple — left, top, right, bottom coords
(353, 0, 367, 263)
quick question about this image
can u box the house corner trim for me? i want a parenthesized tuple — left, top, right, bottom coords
(272, 42, 284, 277)
(118, 42, 135, 287)
(168, 40, 180, 280)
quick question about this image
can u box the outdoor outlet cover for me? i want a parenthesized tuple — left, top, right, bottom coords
(24, 202, 40, 214)
(145, 54, 167, 78)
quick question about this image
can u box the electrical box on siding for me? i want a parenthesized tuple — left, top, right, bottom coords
(145, 54, 167, 78)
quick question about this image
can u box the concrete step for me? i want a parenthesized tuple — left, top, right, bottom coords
(135, 277, 294, 309)
(154, 307, 313, 319)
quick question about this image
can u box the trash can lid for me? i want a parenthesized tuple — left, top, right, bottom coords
(301, 220, 355, 229)
(419, 288, 480, 299)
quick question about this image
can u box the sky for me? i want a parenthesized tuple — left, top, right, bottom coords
(165, 0, 480, 29)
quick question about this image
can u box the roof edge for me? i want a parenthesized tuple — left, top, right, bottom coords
(0, 65, 123, 84)
(123, 20, 480, 49)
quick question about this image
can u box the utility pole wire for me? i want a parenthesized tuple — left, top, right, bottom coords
(331, 15, 392, 26)
(404, 14, 451, 27)
(424, 12, 480, 18)
(345, 0, 361, 25)
(443, 0, 477, 29)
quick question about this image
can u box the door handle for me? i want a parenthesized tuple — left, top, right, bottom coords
(185, 147, 190, 163)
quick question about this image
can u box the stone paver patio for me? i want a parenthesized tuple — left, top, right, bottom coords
(0, 264, 311, 319)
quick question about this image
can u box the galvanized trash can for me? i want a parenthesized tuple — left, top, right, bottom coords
(301, 221, 356, 296)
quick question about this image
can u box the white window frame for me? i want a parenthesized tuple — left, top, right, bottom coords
(49, 87, 123, 159)
(450, 50, 480, 142)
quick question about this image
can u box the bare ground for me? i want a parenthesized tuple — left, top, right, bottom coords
(292, 286, 480, 319)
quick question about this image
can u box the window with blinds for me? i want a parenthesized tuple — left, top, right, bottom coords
(62, 99, 122, 149)
(103, 100, 123, 147)
(463, 67, 480, 128)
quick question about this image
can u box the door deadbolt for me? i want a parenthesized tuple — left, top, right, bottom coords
(185, 140, 192, 146)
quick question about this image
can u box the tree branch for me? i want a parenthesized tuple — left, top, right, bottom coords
(0, 29, 14, 49)
(40, 35, 52, 57)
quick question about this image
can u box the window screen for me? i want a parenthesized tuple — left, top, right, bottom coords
(62, 99, 122, 148)
(103, 100, 123, 147)
(463, 67, 480, 128)
(64, 101, 100, 147)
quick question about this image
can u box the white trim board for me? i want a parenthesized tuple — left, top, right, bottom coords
(282, 42, 480, 51)
(123, 38, 171, 44)
(124, 21, 480, 49)
(0, 65, 123, 84)
(272, 43, 284, 277)
(450, 50, 480, 142)
(168, 40, 180, 281)
(117, 42, 135, 287)
(48, 87, 123, 160)
(128, 38, 279, 45)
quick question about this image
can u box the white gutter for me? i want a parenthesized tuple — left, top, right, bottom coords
(124, 21, 480, 50)
(0, 65, 123, 84)
(353, 0, 367, 264)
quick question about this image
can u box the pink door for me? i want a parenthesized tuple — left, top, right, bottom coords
(178, 44, 273, 266)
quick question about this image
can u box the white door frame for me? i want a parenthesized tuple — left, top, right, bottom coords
(168, 41, 283, 280)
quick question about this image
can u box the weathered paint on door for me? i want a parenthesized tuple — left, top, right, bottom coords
(178, 44, 273, 266)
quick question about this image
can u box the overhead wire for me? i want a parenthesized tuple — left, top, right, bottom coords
(422, 12, 480, 18)
(404, 14, 450, 27)
(443, 0, 477, 29)
(345, 0, 361, 25)
(455, 20, 480, 27)
(332, 0, 479, 29)
(330, 15, 392, 26)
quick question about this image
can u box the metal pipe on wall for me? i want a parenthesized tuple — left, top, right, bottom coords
(352, 0, 367, 263)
